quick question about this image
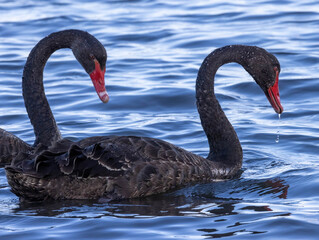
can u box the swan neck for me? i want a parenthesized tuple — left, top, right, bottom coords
(22, 31, 80, 147)
(196, 45, 246, 167)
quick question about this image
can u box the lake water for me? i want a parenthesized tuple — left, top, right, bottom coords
(0, 0, 319, 239)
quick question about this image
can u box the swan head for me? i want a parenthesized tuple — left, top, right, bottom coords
(71, 32, 109, 103)
(242, 46, 283, 114)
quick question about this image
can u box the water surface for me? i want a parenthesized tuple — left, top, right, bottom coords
(0, 0, 319, 239)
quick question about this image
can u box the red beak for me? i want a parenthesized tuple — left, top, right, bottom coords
(265, 68, 283, 114)
(89, 59, 109, 103)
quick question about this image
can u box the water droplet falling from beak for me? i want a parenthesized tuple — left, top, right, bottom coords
(275, 114, 281, 143)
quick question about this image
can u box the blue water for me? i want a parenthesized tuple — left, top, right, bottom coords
(1, 0, 319, 239)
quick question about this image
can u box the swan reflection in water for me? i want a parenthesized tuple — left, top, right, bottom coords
(11, 178, 289, 218)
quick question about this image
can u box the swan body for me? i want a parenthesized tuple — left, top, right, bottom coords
(1, 30, 283, 201)
(6, 136, 233, 200)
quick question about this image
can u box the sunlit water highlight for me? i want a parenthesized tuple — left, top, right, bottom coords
(0, 0, 319, 239)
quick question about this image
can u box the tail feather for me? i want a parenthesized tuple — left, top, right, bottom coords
(0, 128, 32, 166)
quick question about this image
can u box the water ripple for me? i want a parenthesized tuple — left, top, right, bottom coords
(0, 0, 319, 239)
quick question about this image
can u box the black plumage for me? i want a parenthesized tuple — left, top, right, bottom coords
(1, 30, 282, 201)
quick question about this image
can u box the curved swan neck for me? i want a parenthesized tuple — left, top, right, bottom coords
(22, 30, 84, 147)
(196, 45, 252, 167)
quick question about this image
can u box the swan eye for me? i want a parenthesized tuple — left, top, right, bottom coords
(90, 54, 95, 60)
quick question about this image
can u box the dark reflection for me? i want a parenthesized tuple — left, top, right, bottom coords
(240, 205, 272, 212)
(199, 229, 267, 239)
(195, 178, 290, 239)
(11, 178, 289, 219)
(15, 194, 234, 218)
(206, 202, 237, 216)
(238, 178, 289, 199)
(8, 177, 291, 239)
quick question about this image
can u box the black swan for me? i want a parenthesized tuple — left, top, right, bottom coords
(1, 30, 283, 201)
